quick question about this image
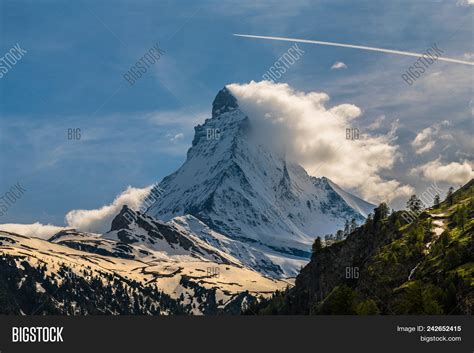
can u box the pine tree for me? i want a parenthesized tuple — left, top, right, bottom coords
(433, 194, 440, 207)
(374, 203, 389, 223)
(406, 195, 424, 213)
(446, 187, 454, 205)
(312, 237, 322, 255)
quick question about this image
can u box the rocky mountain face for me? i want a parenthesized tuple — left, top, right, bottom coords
(147, 87, 374, 275)
(247, 180, 474, 315)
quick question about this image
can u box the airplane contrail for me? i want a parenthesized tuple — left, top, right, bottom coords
(233, 34, 474, 66)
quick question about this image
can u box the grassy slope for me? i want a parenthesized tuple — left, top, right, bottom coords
(247, 180, 473, 315)
(370, 180, 473, 314)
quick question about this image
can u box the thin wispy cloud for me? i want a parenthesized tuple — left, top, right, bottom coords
(367, 115, 386, 130)
(233, 34, 474, 66)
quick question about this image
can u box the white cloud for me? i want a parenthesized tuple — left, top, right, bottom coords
(331, 61, 347, 70)
(411, 159, 474, 185)
(227, 80, 413, 203)
(457, 0, 474, 6)
(65, 185, 153, 234)
(411, 120, 450, 154)
(0, 223, 66, 239)
(0, 185, 157, 237)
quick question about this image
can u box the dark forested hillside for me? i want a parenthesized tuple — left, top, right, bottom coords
(246, 180, 473, 315)
(0, 254, 185, 315)
(0, 250, 261, 316)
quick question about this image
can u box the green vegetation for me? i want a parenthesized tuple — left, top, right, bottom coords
(246, 180, 473, 315)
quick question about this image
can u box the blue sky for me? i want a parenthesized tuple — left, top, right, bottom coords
(0, 0, 473, 226)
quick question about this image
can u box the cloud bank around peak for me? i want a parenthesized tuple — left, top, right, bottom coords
(227, 80, 413, 203)
(65, 185, 153, 234)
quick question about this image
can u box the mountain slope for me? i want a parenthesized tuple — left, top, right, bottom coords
(104, 205, 241, 266)
(169, 214, 284, 277)
(102, 205, 286, 277)
(247, 180, 473, 315)
(49, 228, 146, 260)
(147, 87, 375, 269)
(0, 228, 291, 315)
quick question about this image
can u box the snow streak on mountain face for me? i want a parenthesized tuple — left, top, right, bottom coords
(147, 87, 375, 272)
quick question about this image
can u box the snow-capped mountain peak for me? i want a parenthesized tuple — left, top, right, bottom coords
(211, 86, 238, 118)
(146, 87, 375, 275)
